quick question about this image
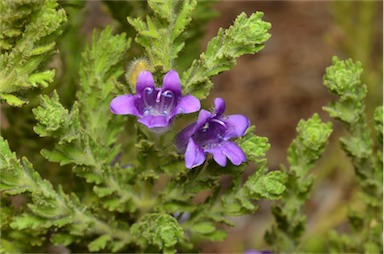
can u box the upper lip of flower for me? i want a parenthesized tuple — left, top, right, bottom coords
(176, 97, 250, 169)
(110, 70, 201, 129)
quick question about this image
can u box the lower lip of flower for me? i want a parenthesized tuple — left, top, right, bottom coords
(142, 87, 176, 116)
(193, 118, 227, 148)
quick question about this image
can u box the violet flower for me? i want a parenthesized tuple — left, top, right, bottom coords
(110, 70, 200, 129)
(176, 98, 249, 169)
(244, 250, 272, 254)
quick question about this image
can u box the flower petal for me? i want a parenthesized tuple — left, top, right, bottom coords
(221, 141, 246, 166)
(138, 115, 169, 128)
(175, 123, 196, 153)
(136, 71, 155, 95)
(195, 109, 212, 130)
(213, 97, 226, 117)
(110, 95, 141, 116)
(174, 95, 201, 115)
(162, 70, 182, 98)
(224, 114, 250, 139)
(206, 145, 227, 167)
(185, 138, 206, 169)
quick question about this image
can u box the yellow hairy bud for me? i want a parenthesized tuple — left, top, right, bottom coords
(125, 58, 151, 88)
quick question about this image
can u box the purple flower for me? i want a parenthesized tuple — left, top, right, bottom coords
(173, 212, 190, 223)
(176, 98, 249, 169)
(110, 70, 200, 129)
(244, 250, 272, 254)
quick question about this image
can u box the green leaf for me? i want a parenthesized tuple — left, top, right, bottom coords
(93, 186, 115, 198)
(323, 56, 364, 99)
(374, 106, 383, 146)
(131, 213, 184, 252)
(148, 0, 172, 21)
(0, 238, 23, 253)
(10, 215, 47, 230)
(245, 169, 287, 200)
(190, 222, 216, 234)
(0, 137, 44, 195)
(237, 126, 270, 164)
(27, 70, 55, 87)
(50, 233, 75, 246)
(287, 114, 332, 177)
(0, 93, 26, 106)
(128, 0, 197, 70)
(33, 91, 72, 137)
(206, 230, 227, 241)
(88, 235, 112, 252)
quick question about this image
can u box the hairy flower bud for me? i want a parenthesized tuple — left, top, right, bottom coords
(125, 58, 152, 89)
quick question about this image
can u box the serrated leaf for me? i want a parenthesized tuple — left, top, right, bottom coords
(102, 198, 125, 212)
(323, 56, 364, 98)
(10, 215, 47, 230)
(205, 230, 227, 241)
(374, 106, 383, 132)
(111, 241, 128, 252)
(237, 195, 257, 213)
(131, 213, 184, 251)
(171, 0, 197, 41)
(237, 126, 270, 164)
(287, 114, 332, 177)
(246, 170, 287, 200)
(50, 233, 75, 246)
(93, 186, 115, 198)
(29, 42, 56, 56)
(0, 93, 26, 106)
(148, 0, 172, 21)
(88, 235, 112, 252)
(128, 0, 197, 70)
(27, 69, 55, 87)
(190, 222, 216, 234)
(0, 238, 23, 253)
(33, 91, 70, 136)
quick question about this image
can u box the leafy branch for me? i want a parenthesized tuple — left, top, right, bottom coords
(265, 114, 333, 252)
(0, 0, 67, 106)
(128, 0, 197, 71)
(323, 57, 382, 253)
(32, 27, 141, 215)
(182, 12, 271, 99)
(0, 137, 132, 252)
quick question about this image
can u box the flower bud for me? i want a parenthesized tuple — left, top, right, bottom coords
(125, 58, 151, 89)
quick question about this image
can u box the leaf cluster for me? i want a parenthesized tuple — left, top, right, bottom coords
(130, 213, 184, 253)
(265, 114, 333, 252)
(2, 27, 136, 252)
(128, 0, 197, 71)
(0, 137, 133, 253)
(323, 57, 383, 253)
(0, 0, 67, 106)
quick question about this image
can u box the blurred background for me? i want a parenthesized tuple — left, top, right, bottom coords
(1, 1, 382, 253)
